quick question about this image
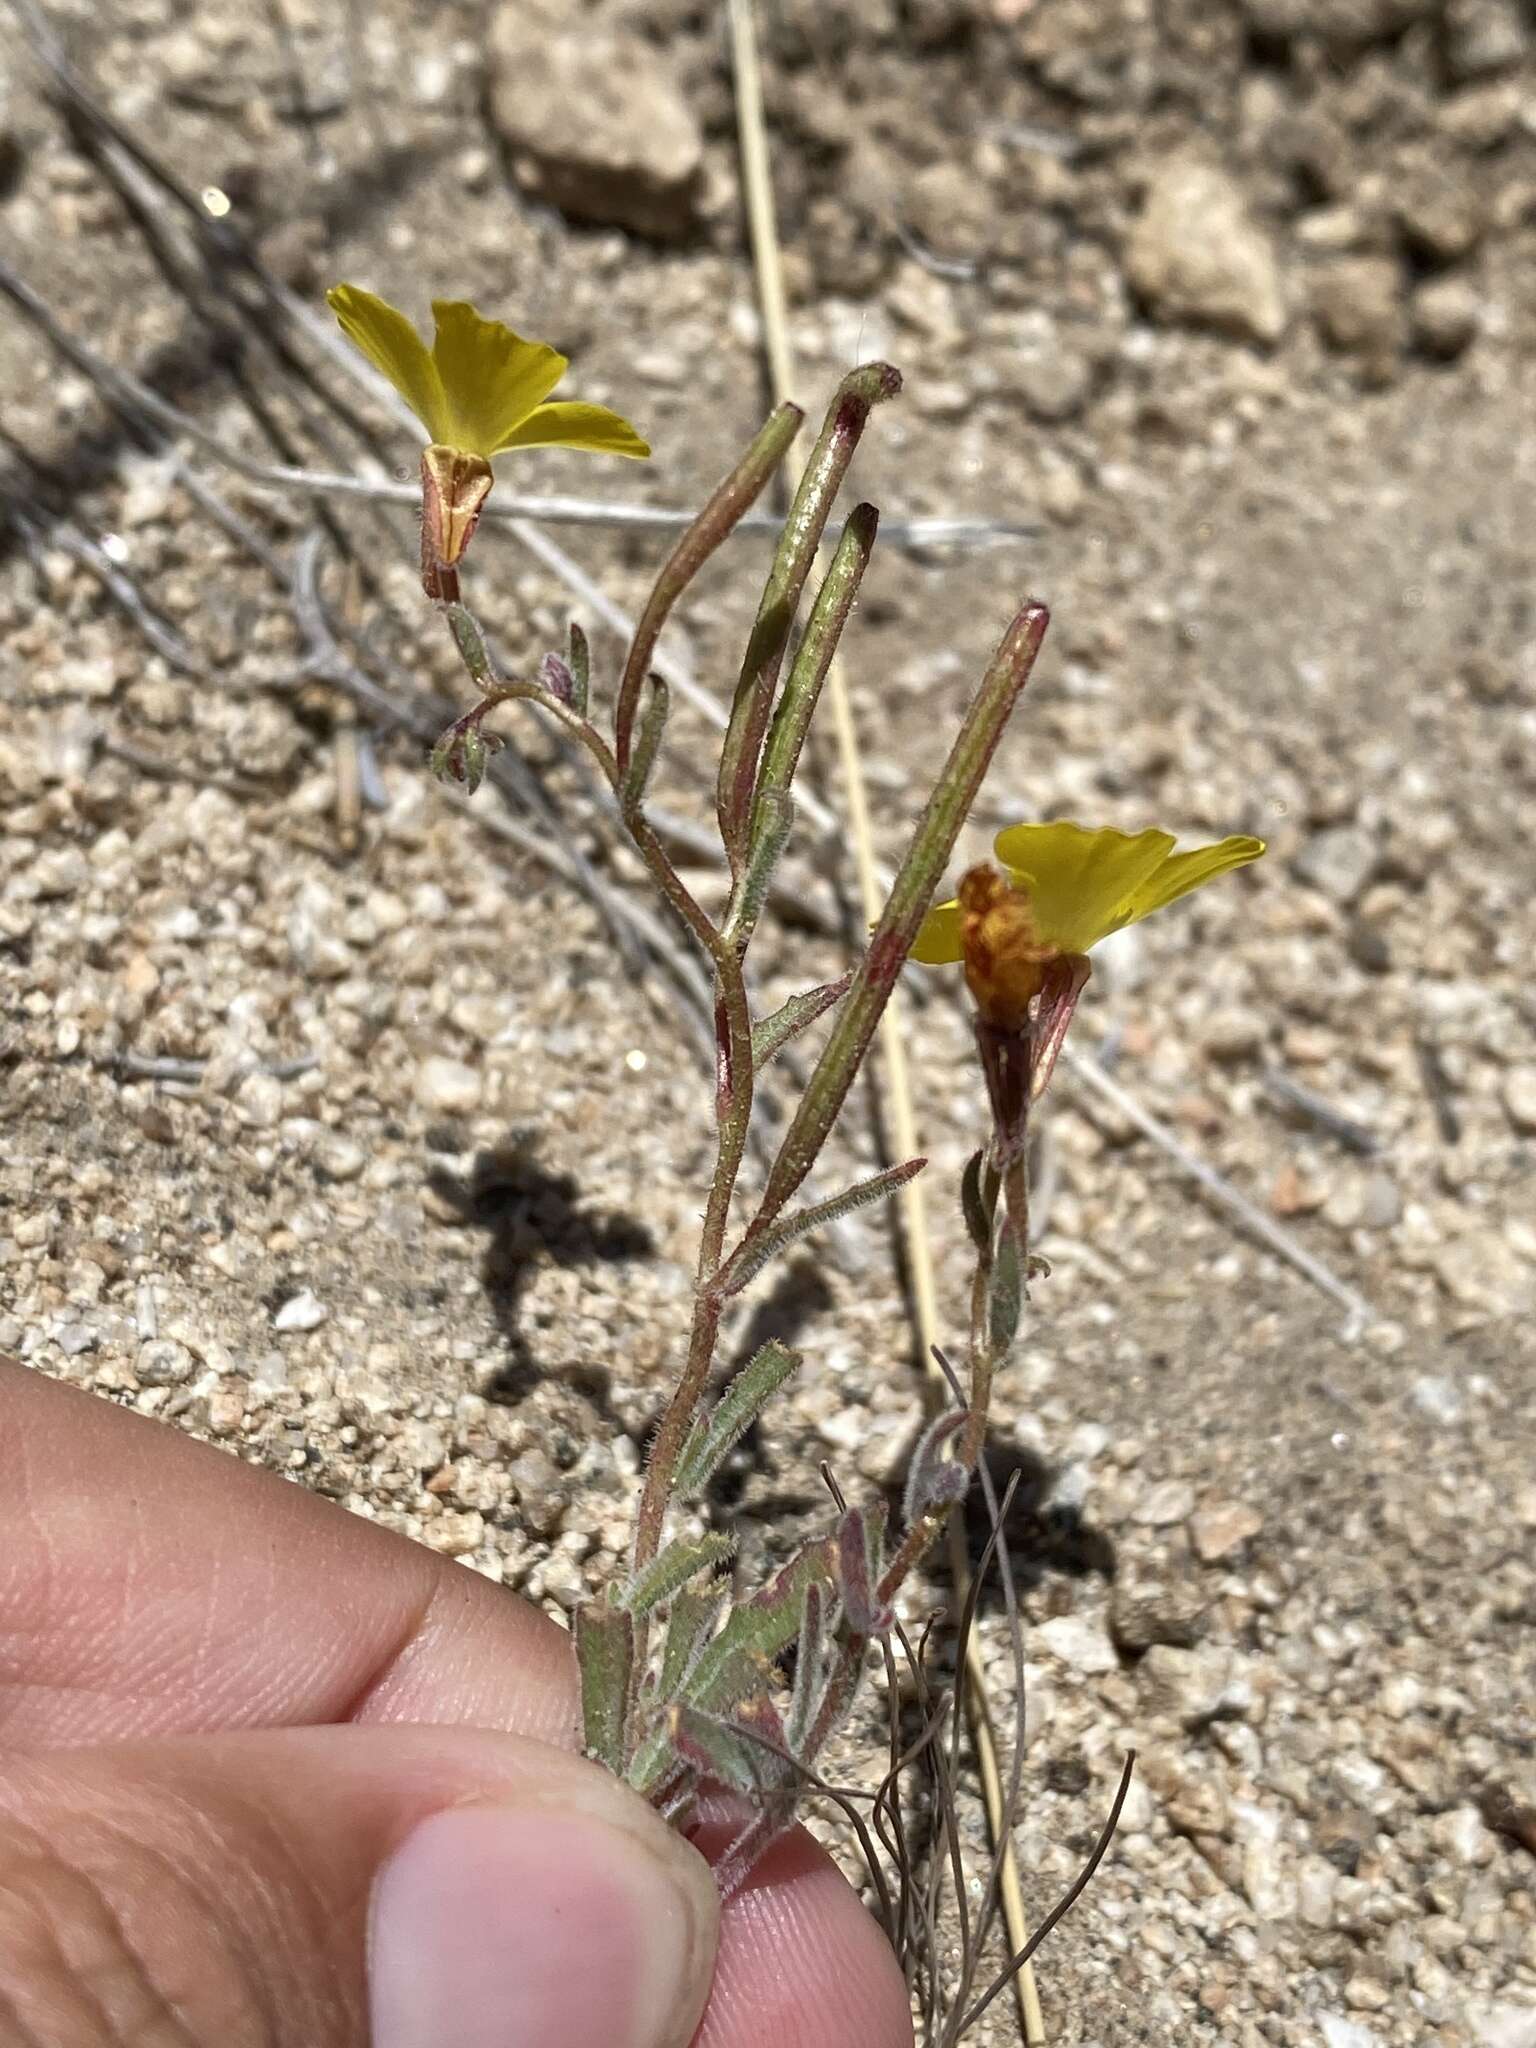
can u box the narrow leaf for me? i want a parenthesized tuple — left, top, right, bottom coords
(685, 1640, 777, 1717)
(786, 1579, 832, 1758)
(837, 1503, 893, 1637)
(659, 1583, 728, 1701)
(628, 1722, 687, 1798)
(724, 788, 794, 944)
(960, 1148, 1000, 1255)
(716, 1157, 926, 1300)
(751, 974, 853, 1071)
(622, 671, 670, 810)
(566, 621, 590, 718)
(676, 1340, 801, 1497)
(575, 1598, 635, 1774)
(799, 1639, 863, 1771)
(444, 600, 494, 685)
(621, 1530, 736, 1618)
(688, 1539, 834, 1709)
(749, 501, 879, 867)
(671, 1703, 793, 1798)
(990, 1233, 1024, 1353)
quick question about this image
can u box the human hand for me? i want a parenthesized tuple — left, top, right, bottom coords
(0, 1362, 911, 2048)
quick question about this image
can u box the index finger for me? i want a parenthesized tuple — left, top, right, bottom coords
(0, 1361, 579, 1748)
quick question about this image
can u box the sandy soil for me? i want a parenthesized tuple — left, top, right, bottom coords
(2, 0, 1535, 2042)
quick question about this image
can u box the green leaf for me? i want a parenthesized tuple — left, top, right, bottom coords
(725, 788, 794, 943)
(622, 671, 669, 811)
(960, 1148, 1000, 1255)
(575, 1597, 635, 1774)
(750, 974, 852, 1071)
(715, 1157, 926, 1299)
(614, 400, 803, 782)
(567, 622, 590, 718)
(716, 364, 901, 867)
(444, 601, 493, 685)
(670, 1701, 794, 1799)
(676, 1341, 801, 1498)
(627, 1722, 686, 1798)
(681, 1640, 776, 1718)
(686, 1540, 833, 1713)
(620, 1530, 736, 1618)
(747, 502, 879, 875)
(659, 1583, 727, 1701)
(786, 1579, 832, 1757)
(989, 1233, 1024, 1354)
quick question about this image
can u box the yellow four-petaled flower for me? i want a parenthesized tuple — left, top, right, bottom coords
(326, 284, 650, 463)
(913, 822, 1264, 1035)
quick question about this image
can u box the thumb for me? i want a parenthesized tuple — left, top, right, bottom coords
(0, 1721, 718, 2048)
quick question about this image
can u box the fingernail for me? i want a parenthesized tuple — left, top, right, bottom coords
(370, 1801, 716, 2048)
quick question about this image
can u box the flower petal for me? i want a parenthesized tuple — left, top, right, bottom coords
(327, 284, 450, 442)
(430, 300, 569, 457)
(909, 898, 963, 964)
(992, 822, 1176, 954)
(493, 400, 651, 460)
(1118, 834, 1266, 924)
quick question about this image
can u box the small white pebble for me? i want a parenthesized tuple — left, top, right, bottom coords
(414, 1055, 480, 1115)
(274, 1290, 327, 1333)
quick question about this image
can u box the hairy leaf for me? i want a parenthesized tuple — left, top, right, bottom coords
(622, 671, 670, 809)
(676, 1340, 801, 1497)
(960, 1147, 1001, 1255)
(658, 1583, 728, 1701)
(727, 788, 794, 942)
(566, 621, 590, 717)
(686, 1538, 834, 1711)
(990, 1232, 1024, 1353)
(715, 1157, 926, 1299)
(627, 1722, 685, 1798)
(671, 1702, 794, 1800)
(837, 1502, 893, 1637)
(621, 1530, 736, 1618)
(786, 1579, 833, 1757)
(798, 1637, 863, 1771)
(750, 973, 853, 1071)
(576, 1597, 635, 1775)
(444, 601, 493, 685)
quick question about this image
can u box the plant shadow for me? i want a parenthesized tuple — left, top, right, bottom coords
(965, 1438, 1119, 1594)
(875, 1430, 1118, 1611)
(425, 1133, 653, 1419)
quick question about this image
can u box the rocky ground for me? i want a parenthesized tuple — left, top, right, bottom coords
(2, 0, 1535, 2043)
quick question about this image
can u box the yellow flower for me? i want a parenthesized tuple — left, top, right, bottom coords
(911, 822, 1265, 974)
(326, 284, 650, 463)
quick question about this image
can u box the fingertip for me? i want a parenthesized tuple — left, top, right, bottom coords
(694, 1821, 912, 2048)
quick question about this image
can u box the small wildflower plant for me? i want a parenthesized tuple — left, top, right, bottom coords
(331, 289, 1264, 1902)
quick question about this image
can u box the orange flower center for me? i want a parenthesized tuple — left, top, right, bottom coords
(957, 865, 1059, 1032)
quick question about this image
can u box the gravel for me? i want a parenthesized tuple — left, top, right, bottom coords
(2, 3, 1534, 2042)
